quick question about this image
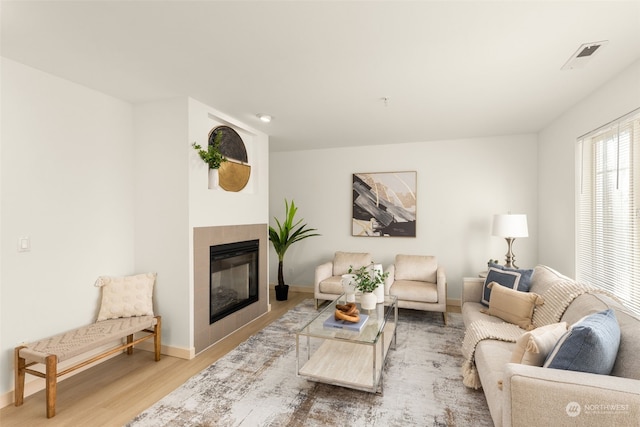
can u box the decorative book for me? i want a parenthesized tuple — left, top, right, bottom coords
(323, 313, 369, 332)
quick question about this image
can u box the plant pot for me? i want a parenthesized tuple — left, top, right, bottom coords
(341, 274, 357, 303)
(275, 284, 289, 301)
(208, 168, 219, 189)
(361, 292, 377, 310)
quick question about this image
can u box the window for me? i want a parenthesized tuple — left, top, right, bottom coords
(577, 108, 640, 315)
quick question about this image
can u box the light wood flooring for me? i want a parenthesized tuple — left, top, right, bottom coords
(0, 291, 460, 426)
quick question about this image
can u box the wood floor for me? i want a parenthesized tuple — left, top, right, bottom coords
(0, 290, 307, 427)
(1, 291, 460, 426)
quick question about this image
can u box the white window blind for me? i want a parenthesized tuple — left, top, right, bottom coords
(577, 108, 640, 315)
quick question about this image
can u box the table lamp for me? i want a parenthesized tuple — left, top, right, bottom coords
(492, 214, 528, 268)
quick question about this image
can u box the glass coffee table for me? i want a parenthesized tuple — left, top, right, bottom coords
(296, 294, 398, 394)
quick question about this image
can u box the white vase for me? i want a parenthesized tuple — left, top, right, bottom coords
(371, 264, 385, 303)
(361, 292, 377, 310)
(341, 274, 357, 303)
(208, 168, 219, 189)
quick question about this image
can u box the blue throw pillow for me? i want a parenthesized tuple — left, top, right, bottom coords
(488, 263, 534, 292)
(543, 309, 620, 375)
(481, 267, 521, 306)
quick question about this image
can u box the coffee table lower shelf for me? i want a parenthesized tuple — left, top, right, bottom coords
(297, 323, 395, 393)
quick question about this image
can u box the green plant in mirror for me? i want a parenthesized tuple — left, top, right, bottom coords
(192, 130, 227, 169)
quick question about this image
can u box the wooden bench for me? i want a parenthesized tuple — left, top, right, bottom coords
(14, 315, 161, 418)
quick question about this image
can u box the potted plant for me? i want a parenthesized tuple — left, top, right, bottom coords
(269, 199, 320, 301)
(192, 131, 227, 187)
(349, 263, 389, 309)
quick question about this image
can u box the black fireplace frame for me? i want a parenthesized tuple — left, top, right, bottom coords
(209, 239, 259, 324)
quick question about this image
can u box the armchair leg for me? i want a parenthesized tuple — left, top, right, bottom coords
(442, 312, 447, 325)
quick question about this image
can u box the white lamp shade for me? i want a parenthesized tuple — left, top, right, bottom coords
(492, 214, 528, 238)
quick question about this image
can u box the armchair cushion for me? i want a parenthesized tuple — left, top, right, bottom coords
(389, 280, 439, 303)
(332, 251, 371, 276)
(394, 254, 437, 282)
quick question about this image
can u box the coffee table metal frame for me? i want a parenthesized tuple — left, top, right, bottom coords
(296, 294, 398, 394)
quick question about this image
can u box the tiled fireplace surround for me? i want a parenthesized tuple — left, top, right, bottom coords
(193, 224, 269, 354)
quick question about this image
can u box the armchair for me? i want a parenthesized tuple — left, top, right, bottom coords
(384, 254, 447, 324)
(314, 251, 372, 309)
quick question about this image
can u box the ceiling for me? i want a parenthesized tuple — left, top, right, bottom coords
(2, 1, 640, 152)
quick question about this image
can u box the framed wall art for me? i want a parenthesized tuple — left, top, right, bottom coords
(352, 171, 417, 237)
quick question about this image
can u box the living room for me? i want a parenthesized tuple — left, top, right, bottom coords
(1, 1, 639, 425)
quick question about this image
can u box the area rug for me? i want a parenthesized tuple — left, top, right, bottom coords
(127, 300, 492, 427)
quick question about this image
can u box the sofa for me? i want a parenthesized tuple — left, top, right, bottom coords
(461, 264, 640, 427)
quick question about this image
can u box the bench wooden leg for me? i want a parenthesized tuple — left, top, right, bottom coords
(126, 334, 134, 355)
(14, 346, 26, 407)
(154, 316, 162, 361)
(45, 355, 57, 418)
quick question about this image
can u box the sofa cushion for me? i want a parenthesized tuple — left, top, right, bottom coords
(529, 264, 571, 295)
(544, 309, 621, 375)
(484, 282, 543, 330)
(481, 267, 521, 306)
(95, 273, 156, 321)
(488, 263, 534, 292)
(332, 251, 371, 276)
(510, 322, 567, 366)
(562, 293, 640, 380)
(394, 254, 437, 282)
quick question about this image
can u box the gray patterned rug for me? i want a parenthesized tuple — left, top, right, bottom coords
(127, 300, 492, 427)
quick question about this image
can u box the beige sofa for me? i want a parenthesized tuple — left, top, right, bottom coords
(462, 264, 640, 427)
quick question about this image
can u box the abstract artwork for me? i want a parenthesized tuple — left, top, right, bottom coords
(352, 171, 417, 237)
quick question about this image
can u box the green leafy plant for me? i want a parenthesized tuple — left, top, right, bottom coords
(269, 199, 320, 288)
(487, 259, 500, 267)
(192, 131, 227, 169)
(349, 263, 389, 293)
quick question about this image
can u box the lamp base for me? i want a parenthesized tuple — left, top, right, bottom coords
(503, 237, 518, 269)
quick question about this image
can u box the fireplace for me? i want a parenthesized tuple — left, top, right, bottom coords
(194, 224, 268, 354)
(209, 239, 259, 324)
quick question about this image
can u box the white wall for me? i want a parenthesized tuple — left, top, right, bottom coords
(134, 97, 269, 355)
(538, 59, 640, 275)
(269, 134, 539, 301)
(0, 58, 136, 395)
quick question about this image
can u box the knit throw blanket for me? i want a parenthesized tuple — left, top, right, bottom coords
(461, 320, 523, 389)
(461, 279, 619, 389)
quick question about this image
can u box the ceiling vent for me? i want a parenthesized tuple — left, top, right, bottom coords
(561, 41, 609, 70)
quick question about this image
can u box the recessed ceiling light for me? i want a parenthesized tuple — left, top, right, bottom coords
(256, 113, 272, 123)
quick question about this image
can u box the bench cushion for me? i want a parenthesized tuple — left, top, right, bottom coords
(19, 316, 157, 363)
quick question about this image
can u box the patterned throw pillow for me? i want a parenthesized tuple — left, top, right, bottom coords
(95, 273, 156, 321)
(481, 267, 521, 306)
(488, 263, 534, 292)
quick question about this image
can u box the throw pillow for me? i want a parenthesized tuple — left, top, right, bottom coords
(543, 309, 620, 375)
(484, 282, 544, 330)
(510, 322, 568, 366)
(481, 267, 521, 306)
(488, 263, 534, 292)
(95, 273, 156, 321)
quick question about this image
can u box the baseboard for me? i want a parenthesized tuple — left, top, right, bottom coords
(268, 283, 313, 294)
(0, 342, 191, 410)
(447, 298, 461, 307)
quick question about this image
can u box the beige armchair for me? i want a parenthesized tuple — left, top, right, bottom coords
(314, 251, 372, 309)
(384, 254, 447, 324)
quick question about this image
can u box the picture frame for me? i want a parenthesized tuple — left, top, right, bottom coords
(352, 171, 417, 237)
